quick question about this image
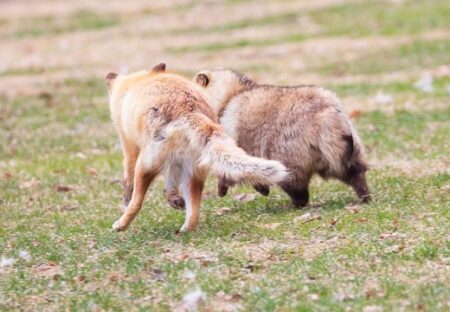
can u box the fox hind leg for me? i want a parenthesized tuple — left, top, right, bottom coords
(164, 160, 185, 210)
(180, 167, 206, 232)
(113, 141, 166, 231)
(113, 156, 158, 231)
(121, 141, 139, 211)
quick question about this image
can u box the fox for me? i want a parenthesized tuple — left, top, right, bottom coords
(188, 68, 371, 207)
(106, 63, 288, 232)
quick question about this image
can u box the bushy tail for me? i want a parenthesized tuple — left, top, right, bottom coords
(198, 132, 289, 185)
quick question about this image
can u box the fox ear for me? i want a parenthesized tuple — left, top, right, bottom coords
(106, 72, 118, 81)
(195, 73, 209, 87)
(106, 72, 118, 91)
(152, 63, 166, 72)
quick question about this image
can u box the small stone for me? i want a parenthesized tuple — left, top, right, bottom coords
(0, 256, 15, 267)
(373, 91, 393, 105)
(363, 306, 383, 312)
(182, 269, 196, 280)
(308, 293, 320, 301)
(414, 73, 434, 93)
(216, 207, 231, 216)
(18, 250, 32, 261)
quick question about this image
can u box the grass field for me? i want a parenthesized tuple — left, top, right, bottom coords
(0, 0, 449, 311)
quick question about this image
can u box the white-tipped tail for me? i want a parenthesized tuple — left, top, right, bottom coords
(198, 133, 289, 185)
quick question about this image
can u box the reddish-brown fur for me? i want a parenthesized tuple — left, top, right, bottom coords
(107, 64, 288, 231)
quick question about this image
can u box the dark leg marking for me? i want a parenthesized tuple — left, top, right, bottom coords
(217, 179, 229, 197)
(123, 183, 133, 208)
(282, 185, 309, 208)
(342, 164, 371, 203)
(254, 184, 270, 196)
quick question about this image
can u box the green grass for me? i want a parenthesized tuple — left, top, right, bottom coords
(327, 76, 450, 98)
(164, 0, 450, 37)
(13, 10, 120, 38)
(310, 0, 450, 37)
(1, 74, 449, 310)
(165, 0, 450, 53)
(320, 38, 450, 76)
(1, 0, 450, 310)
(167, 12, 299, 36)
(1, 169, 449, 310)
(166, 33, 306, 53)
(359, 109, 450, 159)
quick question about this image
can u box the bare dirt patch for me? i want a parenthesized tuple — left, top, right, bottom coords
(0, 0, 190, 19)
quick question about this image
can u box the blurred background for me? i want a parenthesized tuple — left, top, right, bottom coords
(1, 0, 449, 95)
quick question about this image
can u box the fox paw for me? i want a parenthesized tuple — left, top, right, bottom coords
(254, 184, 270, 196)
(112, 219, 129, 232)
(218, 184, 229, 197)
(179, 223, 188, 233)
(179, 222, 197, 233)
(168, 195, 185, 210)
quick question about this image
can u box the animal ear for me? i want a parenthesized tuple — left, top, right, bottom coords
(105, 72, 118, 90)
(152, 63, 166, 72)
(106, 72, 118, 81)
(195, 73, 209, 87)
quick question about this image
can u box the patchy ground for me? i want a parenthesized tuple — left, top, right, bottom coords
(0, 0, 449, 311)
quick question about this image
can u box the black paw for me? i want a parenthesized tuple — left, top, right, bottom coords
(168, 196, 185, 210)
(254, 184, 270, 196)
(218, 184, 229, 197)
